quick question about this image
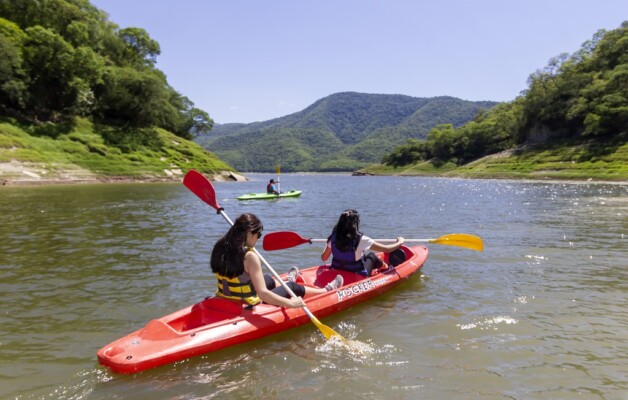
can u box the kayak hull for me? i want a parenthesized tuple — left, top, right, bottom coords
(97, 245, 428, 374)
(237, 190, 302, 200)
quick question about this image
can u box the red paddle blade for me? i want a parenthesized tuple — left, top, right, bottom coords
(183, 170, 220, 210)
(262, 231, 311, 251)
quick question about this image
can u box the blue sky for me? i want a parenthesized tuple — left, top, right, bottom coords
(90, 0, 627, 124)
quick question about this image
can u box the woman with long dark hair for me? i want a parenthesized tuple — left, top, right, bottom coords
(211, 213, 343, 308)
(321, 209, 404, 276)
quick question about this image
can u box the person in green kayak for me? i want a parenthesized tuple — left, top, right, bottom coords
(321, 209, 405, 276)
(266, 179, 280, 194)
(211, 213, 343, 308)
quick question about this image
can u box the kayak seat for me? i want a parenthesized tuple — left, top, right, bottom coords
(139, 320, 181, 340)
(182, 298, 245, 331)
(313, 268, 361, 286)
(385, 248, 407, 267)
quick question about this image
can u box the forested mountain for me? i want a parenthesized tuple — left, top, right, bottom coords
(382, 22, 627, 169)
(0, 0, 212, 141)
(197, 93, 498, 172)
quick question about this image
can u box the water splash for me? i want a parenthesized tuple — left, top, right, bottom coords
(312, 321, 398, 365)
(316, 334, 377, 356)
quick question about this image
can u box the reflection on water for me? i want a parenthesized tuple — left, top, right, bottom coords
(1, 176, 626, 399)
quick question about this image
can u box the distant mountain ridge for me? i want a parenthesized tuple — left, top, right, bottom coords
(197, 92, 498, 172)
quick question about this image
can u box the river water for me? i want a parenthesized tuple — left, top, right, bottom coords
(1, 174, 626, 400)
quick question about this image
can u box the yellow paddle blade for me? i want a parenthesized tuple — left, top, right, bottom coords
(430, 233, 484, 251)
(310, 315, 349, 343)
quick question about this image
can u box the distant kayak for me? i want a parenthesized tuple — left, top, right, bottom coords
(237, 190, 302, 200)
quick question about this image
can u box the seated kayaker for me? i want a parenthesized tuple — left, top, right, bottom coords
(321, 209, 404, 276)
(211, 213, 343, 308)
(266, 179, 280, 194)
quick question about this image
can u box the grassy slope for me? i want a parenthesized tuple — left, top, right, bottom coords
(362, 137, 628, 181)
(0, 118, 233, 182)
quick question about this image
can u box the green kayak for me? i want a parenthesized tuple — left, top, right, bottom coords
(236, 190, 302, 201)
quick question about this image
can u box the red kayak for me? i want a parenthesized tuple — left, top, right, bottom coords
(97, 245, 428, 374)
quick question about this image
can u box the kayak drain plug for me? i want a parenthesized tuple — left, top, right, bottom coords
(126, 355, 133, 360)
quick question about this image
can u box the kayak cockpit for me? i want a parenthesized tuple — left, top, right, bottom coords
(167, 297, 247, 332)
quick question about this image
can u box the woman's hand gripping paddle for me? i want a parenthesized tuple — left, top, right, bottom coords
(183, 170, 347, 343)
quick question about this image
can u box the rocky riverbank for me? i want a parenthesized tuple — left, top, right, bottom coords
(0, 161, 247, 186)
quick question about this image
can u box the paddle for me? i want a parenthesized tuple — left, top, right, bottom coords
(275, 164, 281, 193)
(183, 169, 347, 342)
(263, 231, 484, 252)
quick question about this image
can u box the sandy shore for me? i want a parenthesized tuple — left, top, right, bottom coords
(0, 161, 247, 186)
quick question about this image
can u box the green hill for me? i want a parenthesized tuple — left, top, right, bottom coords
(196, 92, 498, 172)
(0, 1, 230, 184)
(368, 22, 628, 181)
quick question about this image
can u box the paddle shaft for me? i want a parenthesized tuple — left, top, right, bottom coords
(215, 210, 320, 323)
(275, 164, 281, 193)
(314, 236, 483, 251)
(302, 238, 432, 243)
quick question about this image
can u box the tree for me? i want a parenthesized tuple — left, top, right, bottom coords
(183, 106, 214, 138)
(382, 139, 428, 166)
(426, 124, 458, 163)
(117, 27, 160, 67)
(0, 18, 27, 110)
(22, 25, 77, 119)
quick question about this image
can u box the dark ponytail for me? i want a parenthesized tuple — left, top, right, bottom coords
(332, 209, 361, 251)
(210, 213, 263, 278)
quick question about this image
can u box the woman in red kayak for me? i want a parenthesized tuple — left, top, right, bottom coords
(211, 213, 343, 308)
(321, 209, 404, 276)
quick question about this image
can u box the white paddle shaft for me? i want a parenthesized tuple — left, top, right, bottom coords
(308, 238, 429, 243)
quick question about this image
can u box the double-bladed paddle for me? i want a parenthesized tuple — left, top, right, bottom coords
(183, 169, 347, 342)
(263, 231, 484, 252)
